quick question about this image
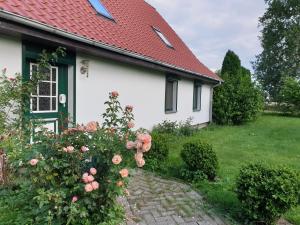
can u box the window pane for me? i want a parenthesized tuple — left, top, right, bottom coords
(39, 82, 51, 96)
(166, 80, 174, 111)
(193, 84, 201, 111)
(32, 97, 37, 111)
(52, 68, 57, 82)
(52, 83, 57, 96)
(52, 97, 57, 111)
(39, 97, 51, 111)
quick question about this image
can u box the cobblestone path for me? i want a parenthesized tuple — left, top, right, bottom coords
(123, 170, 228, 225)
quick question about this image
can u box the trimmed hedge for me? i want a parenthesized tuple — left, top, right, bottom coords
(236, 163, 300, 225)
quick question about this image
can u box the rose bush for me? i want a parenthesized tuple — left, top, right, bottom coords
(6, 92, 152, 225)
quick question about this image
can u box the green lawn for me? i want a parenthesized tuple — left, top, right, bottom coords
(167, 114, 300, 224)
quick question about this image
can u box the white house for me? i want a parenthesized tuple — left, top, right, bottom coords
(0, 0, 221, 132)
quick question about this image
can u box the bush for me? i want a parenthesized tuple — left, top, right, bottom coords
(152, 120, 178, 134)
(236, 163, 300, 225)
(4, 92, 153, 225)
(178, 118, 197, 136)
(213, 51, 263, 125)
(279, 77, 300, 114)
(181, 140, 218, 181)
(143, 132, 169, 171)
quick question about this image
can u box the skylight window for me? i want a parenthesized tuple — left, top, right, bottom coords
(88, 0, 113, 20)
(153, 27, 173, 48)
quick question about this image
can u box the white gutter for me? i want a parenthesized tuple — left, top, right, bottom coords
(0, 10, 221, 83)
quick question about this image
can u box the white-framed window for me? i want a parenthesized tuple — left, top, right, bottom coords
(30, 63, 58, 113)
(193, 82, 202, 111)
(153, 27, 173, 48)
(165, 77, 178, 113)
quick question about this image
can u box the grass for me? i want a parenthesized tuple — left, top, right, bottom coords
(165, 114, 300, 224)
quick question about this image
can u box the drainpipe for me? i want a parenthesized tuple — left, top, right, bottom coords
(209, 81, 222, 123)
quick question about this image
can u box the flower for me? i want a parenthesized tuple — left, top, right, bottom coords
(119, 168, 129, 178)
(136, 158, 145, 168)
(136, 141, 143, 150)
(116, 180, 124, 187)
(87, 175, 95, 182)
(72, 196, 78, 203)
(135, 152, 143, 161)
(126, 141, 136, 150)
(142, 143, 151, 152)
(124, 189, 130, 196)
(111, 91, 119, 98)
(64, 146, 74, 153)
(127, 121, 135, 129)
(91, 181, 100, 190)
(125, 105, 133, 112)
(90, 168, 97, 175)
(29, 159, 38, 166)
(85, 121, 97, 132)
(85, 183, 93, 192)
(8, 77, 16, 82)
(137, 133, 152, 144)
(112, 155, 122, 165)
(81, 146, 89, 152)
(82, 173, 89, 183)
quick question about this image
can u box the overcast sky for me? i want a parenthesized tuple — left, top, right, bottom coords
(146, 0, 266, 72)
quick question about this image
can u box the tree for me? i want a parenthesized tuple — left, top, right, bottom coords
(279, 77, 300, 113)
(213, 50, 263, 125)
(253, 0, 300, 100)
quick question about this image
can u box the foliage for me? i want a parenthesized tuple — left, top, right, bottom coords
(253, 0, 300, 100)
(152, 118, 197, 136)
(143, 132, 169, 171)
(165, 115, 300, 224)
(236, 163, 300, 225)
(278, 77, 300, 114)
(213, 50, 263, 125)
(181, 140, 218, 181)
(3, 92, 152, 225)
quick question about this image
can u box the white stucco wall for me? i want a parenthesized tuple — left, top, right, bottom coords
(0, 34, 22, 76)
(76, 53, 212, 130)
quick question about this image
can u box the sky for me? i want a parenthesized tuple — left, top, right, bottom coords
(146, 0, 266, 72)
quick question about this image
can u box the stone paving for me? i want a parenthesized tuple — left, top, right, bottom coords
(122, 169, 228, 225)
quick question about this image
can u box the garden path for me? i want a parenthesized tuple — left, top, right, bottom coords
(121, 169, 228, 225)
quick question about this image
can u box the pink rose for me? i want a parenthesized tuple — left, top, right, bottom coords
(111, 91, 119, 98)
(91, 181, 99, 190)
(29, 159, 39, 166)
(8, 77, 16, 82)
(85, 183, 93, 192)
(81, 146, 89, 152)
(127, 121, 135, 129)
(126, 141, 136, 150)
(142, 143, 151, 152)
(87, 175, 95, 182)
(125, 105, 133, 112)
(136, 158, 145, 168)
(90, 168, 97, 175)
(85, 121, 97, 132)
(64, 146, 74, 153)
(116, 180, 124, 187)
(112, 155, 122, 165)
(72, 196, 78, 203)
(136, 141, 143, 150)
(82, 173, 89, 183)
(119, 168, 129, 178)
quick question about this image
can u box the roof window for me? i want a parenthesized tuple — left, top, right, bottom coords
(88, 0, 113, 20)
(153, 27, 173, 48)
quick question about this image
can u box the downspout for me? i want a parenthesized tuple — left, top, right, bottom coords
(209, 81, 222, 123)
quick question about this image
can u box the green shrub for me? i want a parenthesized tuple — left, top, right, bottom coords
(236, 163, 300, 225)
(144, 132, 169, 171)
(178, 118, 197, 136)
(279, 77, 300, 114)
(181, 140, 218, 181)
(152, 120, 178, 134)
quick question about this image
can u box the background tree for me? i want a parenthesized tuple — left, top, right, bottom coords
(253, 0, 300, 100)
(279, 77, 300, 114)
(213, 50, 263, 125)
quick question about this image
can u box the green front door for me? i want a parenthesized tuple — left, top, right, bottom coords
(26, 61, 69, 134)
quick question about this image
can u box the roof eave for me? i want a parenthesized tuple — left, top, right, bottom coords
(0, 9, 221, 83)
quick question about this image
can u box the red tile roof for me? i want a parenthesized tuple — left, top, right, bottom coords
(0, 0, 221, 81)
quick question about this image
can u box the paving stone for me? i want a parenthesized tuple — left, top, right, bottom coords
(123, 169, 228, 225)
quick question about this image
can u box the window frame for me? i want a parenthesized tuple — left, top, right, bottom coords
(88, 0, 114, 20)
(153, 27, 174, 49)
(165, 77, 178, 114)
(193, 81, 202, 112)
